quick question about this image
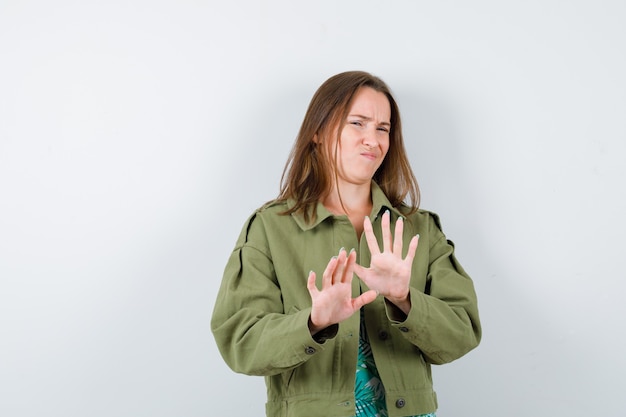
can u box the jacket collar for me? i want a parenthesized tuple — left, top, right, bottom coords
(290, 181, 404, 231)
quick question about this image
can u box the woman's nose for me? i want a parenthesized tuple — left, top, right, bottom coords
(363, 127, 379, 147)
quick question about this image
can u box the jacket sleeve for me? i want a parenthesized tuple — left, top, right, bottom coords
(210, 212, 334, 376)
(388, 211, 481, 365)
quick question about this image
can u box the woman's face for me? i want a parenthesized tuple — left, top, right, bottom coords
(332, 87, 391, 187)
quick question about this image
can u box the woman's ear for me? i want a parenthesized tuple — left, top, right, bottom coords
(313, 133, 319, 144)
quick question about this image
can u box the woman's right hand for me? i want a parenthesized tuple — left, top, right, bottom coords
(307, 248, 377, 335)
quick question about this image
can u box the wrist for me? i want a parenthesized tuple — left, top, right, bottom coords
(385, 291, 411, 316)
(308, 316, 325, 336)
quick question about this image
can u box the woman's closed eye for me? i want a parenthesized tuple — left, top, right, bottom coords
(348, 119, 389, 133)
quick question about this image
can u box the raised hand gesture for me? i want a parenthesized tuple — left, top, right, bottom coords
(307, 248, 377, 335)
(353, 210, 419, 315)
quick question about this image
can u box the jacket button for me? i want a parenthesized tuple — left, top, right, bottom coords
(304, 346, 316, 355)
(398, 326, 409, 333)
(395, 398, 406, 408)
(378, 330, 389, 340)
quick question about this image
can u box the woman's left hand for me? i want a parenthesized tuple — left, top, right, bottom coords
(353, 210, 419, 315)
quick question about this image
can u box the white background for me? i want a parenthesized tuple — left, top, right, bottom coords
(1, 1, 625, 416)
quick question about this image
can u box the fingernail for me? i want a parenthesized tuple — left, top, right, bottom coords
(339, 247, 345, 254)
(349, 248, 355, 254)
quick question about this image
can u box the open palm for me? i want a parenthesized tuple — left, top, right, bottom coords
(353, 211, 419, 311)
(307, 248, 377, 334)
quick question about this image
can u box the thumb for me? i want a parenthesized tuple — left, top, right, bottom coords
(352, 263, 366, 278)
(353, 263, 372, 288)
(352, 289, 378, 310)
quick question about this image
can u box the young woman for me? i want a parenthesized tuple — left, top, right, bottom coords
(211, 71, 481, 417)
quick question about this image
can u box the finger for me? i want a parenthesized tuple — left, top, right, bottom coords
(353, 263, 373, 290)
(322, 256, 337, 289)
(333, 248, 347, 285)
(341, 249, 356, 283)
(381, 210, 392, 252)
(352, 262, 366, 280)
(363, 216, 381, 256)
(306, 271, 318, 296)
(403, 234, 420, 264)
(352, 289, 378, 310)
(393, 216, 404, 255)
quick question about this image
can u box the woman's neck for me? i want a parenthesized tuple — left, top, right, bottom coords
(322, 181, 373, 238)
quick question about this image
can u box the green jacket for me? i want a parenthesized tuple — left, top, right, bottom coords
(211, 182, 481, 417)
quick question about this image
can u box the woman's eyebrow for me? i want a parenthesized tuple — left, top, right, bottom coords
(349, 114, 391, 126)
